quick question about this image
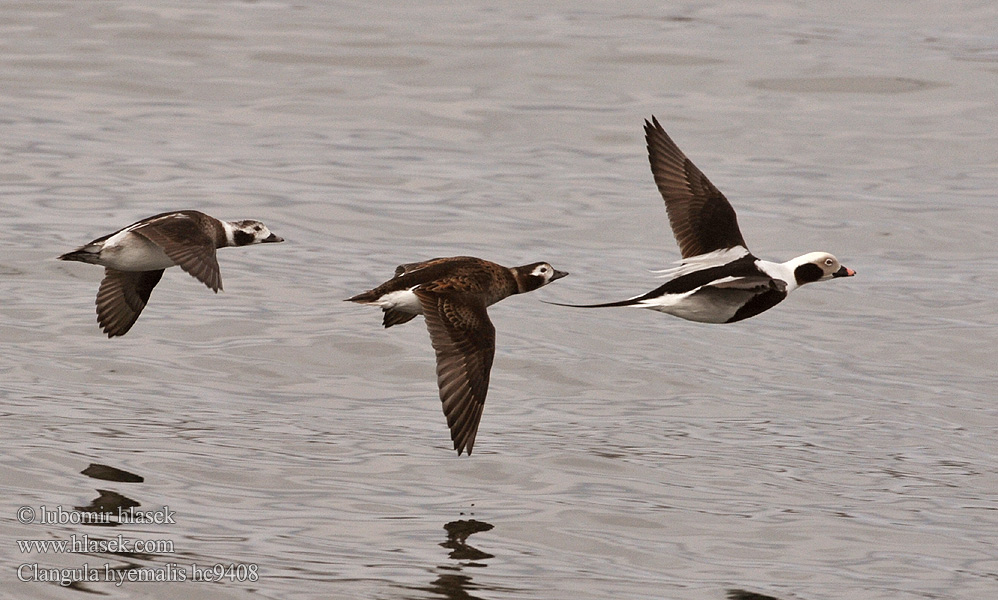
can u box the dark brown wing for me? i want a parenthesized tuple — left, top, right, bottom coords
(415, 289, 496, 456)
(393, 257, 486, 283)
(382, 309, 418, 328)
(393, 259, 444, 278)
(645, 116, 748, 258)
(96, 269, 164, 337)
(347, 257, 485, 304)
(134, 214, 222, 292)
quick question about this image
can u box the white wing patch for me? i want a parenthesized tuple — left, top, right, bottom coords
(703, 276, 743, 287)
(649, 246, 749, 278)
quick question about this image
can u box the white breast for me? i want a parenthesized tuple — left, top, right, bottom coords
(637, 290, 736, 323)
(97, 231, 176, 271)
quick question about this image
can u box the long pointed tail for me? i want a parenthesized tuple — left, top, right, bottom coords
(541, 298, 641, 309)
(57, 247, 101, 264)
(345, 290, 379, 303)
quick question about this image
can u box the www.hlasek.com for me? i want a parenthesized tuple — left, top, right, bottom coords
(16, 505, 259, 587)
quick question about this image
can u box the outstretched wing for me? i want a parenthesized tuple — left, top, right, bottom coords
(645, 116, 748, 258)
(96, 269, 165, 337)
(415, 289, 496, 456)
(134, 213, 222, 292)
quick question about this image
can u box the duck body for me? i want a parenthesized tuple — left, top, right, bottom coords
(347, 256, 568, 455)
(552, 117, 854, 322)
(59, 210, 283, 337)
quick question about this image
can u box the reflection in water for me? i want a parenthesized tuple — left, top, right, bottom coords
(81, 463, 145, 483)
(422, 572, 487, 600)
(76, 463, 144, 527)
(75, 489, 141, 527)
(410, 519, 505, 600)
(727, 589, 787, 600)
(58, 464, 153, 591)
(440, 519, 494, 562)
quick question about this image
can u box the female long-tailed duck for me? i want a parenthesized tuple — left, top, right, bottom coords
(552, 117, 854, 323)
(347, 256, 568, 455)
(59, 210, 283, 337)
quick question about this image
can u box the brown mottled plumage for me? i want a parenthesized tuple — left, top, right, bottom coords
(347, 256, 568, 455)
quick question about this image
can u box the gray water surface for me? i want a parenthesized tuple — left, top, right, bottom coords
(2, 2, 996, 599)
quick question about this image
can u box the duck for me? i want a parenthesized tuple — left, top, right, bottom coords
(347, 256, 568, 455)
(59, 210, 283, 337)
(550, 117, 854, 323)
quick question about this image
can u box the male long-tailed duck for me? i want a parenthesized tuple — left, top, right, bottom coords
(552, 117, 854, 322)
(347, 256, 568, 455)
(59, 210, 283, 337)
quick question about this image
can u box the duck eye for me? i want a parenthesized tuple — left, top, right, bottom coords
(825, 258, 834, 266)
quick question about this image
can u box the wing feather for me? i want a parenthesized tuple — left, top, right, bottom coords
(645, 116, 749, 258)
(415, 289, 495, 456)
(96, 269, 164, 337)
(133, 214, 222, 291)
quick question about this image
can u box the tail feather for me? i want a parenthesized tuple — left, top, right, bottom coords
(57, 247, 101, 264)
(347, 289, 421, 328)
(542, 298, 642, 309)
(345, 290, 379, 303)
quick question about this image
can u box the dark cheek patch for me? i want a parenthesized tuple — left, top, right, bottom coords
(233, 230, 255, 246)
(521, 276, 545, 293)
(794, 262, 824, 285)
